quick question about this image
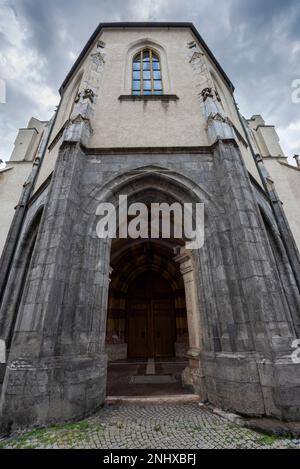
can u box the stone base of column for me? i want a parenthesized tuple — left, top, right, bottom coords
(0, 353, 107, 434)
(202, 352, 300, 421)
(106, 343, 127, 361)
(182, 349, 207, 402)
(255, 356, 300, 421)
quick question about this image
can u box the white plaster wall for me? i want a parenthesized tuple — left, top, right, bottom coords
(10, 129, 38, 162)
(35, 26, 263, 189)
(264, 158, 300, 251)
(10, 118, 46, 163)
(256, 126, 285, 157)
(248, 116, 285, 159)
(34, 135, 63, 191)
(34, 66, 85, 190)
(90, 28, 207, 149)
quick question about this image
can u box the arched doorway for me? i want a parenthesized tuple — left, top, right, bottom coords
(127, 270, 175, 359)
(86, 168, 207, 399)
(105, 239, 190, 396)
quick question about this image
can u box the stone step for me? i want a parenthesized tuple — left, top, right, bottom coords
(145, 358, 155, 375)
(105, 394, 200, 406)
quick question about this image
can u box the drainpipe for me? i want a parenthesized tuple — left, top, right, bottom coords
(233, 97, 300, 292)
(0, 101, 61, 307)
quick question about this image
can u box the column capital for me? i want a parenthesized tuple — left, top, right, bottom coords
(187, 347, 201, 359)
(109, 266, 114, 283)
(173, 248, 193, 275)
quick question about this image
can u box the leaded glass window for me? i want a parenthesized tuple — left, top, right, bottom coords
(132, 49, 163, 96)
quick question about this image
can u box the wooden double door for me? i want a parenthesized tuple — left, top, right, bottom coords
(127, 271, 175, 359)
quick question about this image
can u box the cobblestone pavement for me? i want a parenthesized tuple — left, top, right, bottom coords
(1, 404, 300, 449)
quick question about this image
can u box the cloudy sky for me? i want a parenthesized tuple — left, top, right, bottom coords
(0, 0, 300, 162)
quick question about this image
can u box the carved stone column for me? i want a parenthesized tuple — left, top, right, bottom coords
(174, 249, 207, 400)
(63, 43, 106, 146)
(188, 46, 236, 146)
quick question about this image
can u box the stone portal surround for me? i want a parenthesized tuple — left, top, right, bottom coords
(174, 249, 206, 399)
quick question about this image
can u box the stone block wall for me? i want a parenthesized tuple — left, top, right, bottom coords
(0, 138, 300, 431)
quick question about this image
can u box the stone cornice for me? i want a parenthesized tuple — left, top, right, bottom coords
(118, 94, 179, 102)
(85, 145, 213, 155)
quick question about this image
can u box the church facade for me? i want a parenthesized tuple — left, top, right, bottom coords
(1, 22, 300, 432)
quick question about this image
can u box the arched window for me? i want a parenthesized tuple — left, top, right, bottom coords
(132, 49, 163, 96)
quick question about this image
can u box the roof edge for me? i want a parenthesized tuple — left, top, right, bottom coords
(59, 22, 234, 95)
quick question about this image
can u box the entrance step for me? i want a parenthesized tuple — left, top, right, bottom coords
(145, 358, 155, 375)
(105, 394, 200, 405)
(130, 375, 176, 384)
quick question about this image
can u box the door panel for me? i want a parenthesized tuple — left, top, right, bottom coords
(126, 271, 176, 359)
(153, 300, 174, 357)
(128, 302, 149, 358)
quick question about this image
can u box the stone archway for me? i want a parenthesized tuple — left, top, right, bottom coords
(105, 237, 198, 396)
(85, 168, 210, 398)
(106, 239, 189, 363)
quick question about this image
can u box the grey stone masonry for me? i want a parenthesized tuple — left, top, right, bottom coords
(0, 137, 299, 432)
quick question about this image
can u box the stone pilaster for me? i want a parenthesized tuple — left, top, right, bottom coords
(174, 249, 207, 401)
(188, 43, 300, 420)
(0, 144, 108, 432)
(188, 47, 236, 146)
(63, 46, 106, 146)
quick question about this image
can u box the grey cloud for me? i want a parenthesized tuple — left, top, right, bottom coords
(1, 0, 299, 160)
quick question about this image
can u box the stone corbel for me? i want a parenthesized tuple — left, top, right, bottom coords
(201, 91, 236, 145)
(201, 87, 214, 101)
(71, 88, 96, 122)
(74, 92, 81, 104)
(97, 40, 106, 49)
(82, 88, 95, 103)
(90, 52, 105, 67)
(206, 113, 236, 143)
(187, 40, 197, 49)
(63, 115, 93, 147)
(74, 88, 96, 105)
(33, 157, 41, 167)
(189, 51, 205, 63)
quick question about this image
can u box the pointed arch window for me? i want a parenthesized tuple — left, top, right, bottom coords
(132, 49, 163, 96)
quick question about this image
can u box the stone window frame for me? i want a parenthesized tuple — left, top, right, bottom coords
(122, 38, 172, 97)
(132, 47, 163, 96)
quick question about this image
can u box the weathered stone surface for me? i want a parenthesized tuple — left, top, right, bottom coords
(0, 138, 299, 431)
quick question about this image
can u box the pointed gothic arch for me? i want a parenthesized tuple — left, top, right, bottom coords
(0, 206, 44, 348)
(132, 48, 163, 95)
(123, 39, 171, 95)
(259, 206, 300, 334)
